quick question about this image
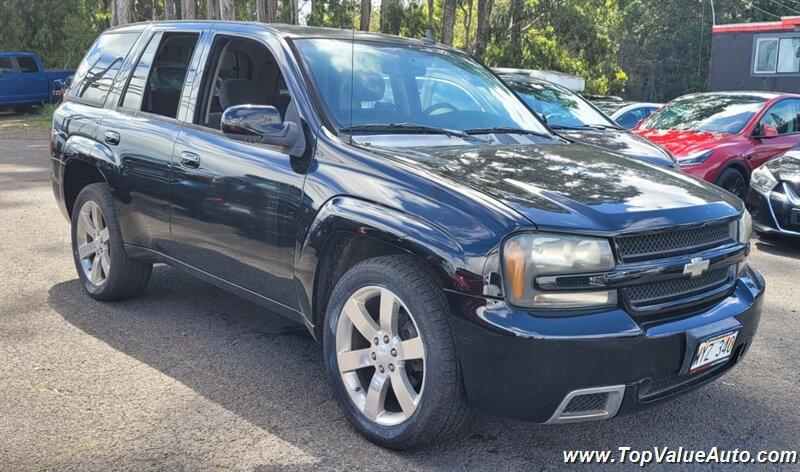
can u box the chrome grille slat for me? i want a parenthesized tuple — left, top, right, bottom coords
(616, 221, 735, 262)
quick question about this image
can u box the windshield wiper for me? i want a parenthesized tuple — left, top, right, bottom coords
(464, 127, 551, 139)
(549, 123, 622, 131)
(341, 123, 487, 141)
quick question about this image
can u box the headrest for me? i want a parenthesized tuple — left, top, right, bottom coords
(219, 79, 267, 109)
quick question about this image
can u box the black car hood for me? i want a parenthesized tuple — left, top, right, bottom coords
(555, 128, 676, 168)
(378, 140, 741, 233)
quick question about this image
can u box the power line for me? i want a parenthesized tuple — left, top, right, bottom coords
(748, 2, 784, 18)
(764, 0, 800, 14)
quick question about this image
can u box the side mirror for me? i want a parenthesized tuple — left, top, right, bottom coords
(63, 76, 72, 89)
(221, 105, 303, 154)
(761, 124, 779, 138)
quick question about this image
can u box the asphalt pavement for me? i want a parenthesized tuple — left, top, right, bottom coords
(1, 124, 798, 470)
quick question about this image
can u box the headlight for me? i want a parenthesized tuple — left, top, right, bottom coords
(738, 209, 752, 244)
(750, 165, 778, 196)
(678, 150, 713, 167)
(503, 233, 616, 309)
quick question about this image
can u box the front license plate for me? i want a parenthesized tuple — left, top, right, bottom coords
(690, 331, 738, 374)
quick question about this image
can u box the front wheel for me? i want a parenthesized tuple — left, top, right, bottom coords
(323, 255, 468, 449)
(715, 168, 747, 200)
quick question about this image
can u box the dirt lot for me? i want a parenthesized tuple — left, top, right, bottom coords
(1, 122, 798, 470)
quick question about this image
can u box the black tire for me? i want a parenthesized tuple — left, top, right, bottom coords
(715, 168, 747, 200)
(70, 183, 152, 300)
(322, 254, 468, 450)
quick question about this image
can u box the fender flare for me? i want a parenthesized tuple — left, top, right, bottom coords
(294, 196, 467, 325)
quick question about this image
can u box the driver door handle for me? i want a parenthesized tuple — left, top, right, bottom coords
(179, 151, 201, 169)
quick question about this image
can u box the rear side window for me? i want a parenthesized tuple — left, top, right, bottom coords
(761, 99, 800, 135)
(70, 31, 141, 107)
(0, 57, 13, 71)
(120, 32, 199, 118)
(16, 56, 39, 73)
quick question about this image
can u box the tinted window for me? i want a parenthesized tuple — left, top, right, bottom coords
(616, 107, 655, 129)
(70, 32, 141, 106)
(777, 37, 800, 73)
(642, 94, 767, 134)
(760, 99, 800, 135)
(294, 39, 546, 133)
(512, 80, 615, 128)
(140, 33, 199, 118)
(755, 38, 778, 73)
(16, 56, 39, 73)
(0, 57, 13, 71)
(120, 33, 162, 110)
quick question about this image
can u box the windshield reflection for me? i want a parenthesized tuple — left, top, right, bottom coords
(293, 38, 547, 134)
(641, 93, 767, 134)
(508, 80, 615, 128)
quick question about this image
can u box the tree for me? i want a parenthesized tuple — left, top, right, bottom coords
(267, 0, 277, 21)
(507, 0, 523, 59)
(115, 0, 135, 24)
(440, 0, 455, 44)
(220, 0, 234, 19)
(181, 0, 196, 19)
(206, 0, 220, 19)
(474, 0, 493, 59)
(256, 0, 267, 21)
(164, 0, 178, 19)
(360, 0, 371, 30)
(291, 0, 299, 24)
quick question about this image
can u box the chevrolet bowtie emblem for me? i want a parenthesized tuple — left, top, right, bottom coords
(683, 257, 709, 277)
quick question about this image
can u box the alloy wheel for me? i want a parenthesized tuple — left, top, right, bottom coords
(335, 286, 426, 426)
(721, 171, 746, 199)
(76, 200, 111, 286)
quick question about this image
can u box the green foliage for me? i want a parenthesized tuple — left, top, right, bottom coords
(0, 0, 104, 69)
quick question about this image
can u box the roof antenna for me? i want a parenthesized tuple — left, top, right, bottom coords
(423, 29, 436, 44)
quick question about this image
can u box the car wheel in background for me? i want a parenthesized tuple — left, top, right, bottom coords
(71, 183, 152, 301)
(323, 255, 468, 450)
(716, 168, 748, 200)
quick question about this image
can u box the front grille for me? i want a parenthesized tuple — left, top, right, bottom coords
(615, 221, 735, 262)
(555, 275, 591, 288)
(623, 266, 735, 311)
(563, 393, 608, 413)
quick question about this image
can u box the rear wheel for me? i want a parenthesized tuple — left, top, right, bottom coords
(71, 183, 152, 300)
(323, 255, 468, 449)
(715, 168, 747, 200)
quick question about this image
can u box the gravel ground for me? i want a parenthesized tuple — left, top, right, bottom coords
(1, 125, 798, 471)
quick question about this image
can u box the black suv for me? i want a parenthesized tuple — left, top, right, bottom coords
(51, 22, 764, 450)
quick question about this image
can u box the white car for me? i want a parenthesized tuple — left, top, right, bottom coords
(593, 101, 663, 129)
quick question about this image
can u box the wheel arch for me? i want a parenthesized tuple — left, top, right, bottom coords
(295, 197, 467, 340)
(61, 135, 118, 217)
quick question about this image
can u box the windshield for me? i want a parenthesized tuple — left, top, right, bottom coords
(641, 94, 767, 134)
(293, 38, 548, 134)
(508, 80, 616, 128)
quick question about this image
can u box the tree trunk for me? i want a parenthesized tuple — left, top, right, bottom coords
(474, 0, 493, 59)
(440, 0, 456, 45)
(116, 0, 135, 24)
(164, 0, 178, 19)
(220, 0, 235, 19)
(290, 0, 299, 24)
(206, 0, 219, 19)
(267, 0, 277, 21)
(256, 0, 267, 21)
(152, 0, 158, 20)
(181, 0, 196, 19)
(110, 0, 118, 26)
(360, 0, 371, 31)
(428, 0, 434, 30)
(509, 0, 524, 59)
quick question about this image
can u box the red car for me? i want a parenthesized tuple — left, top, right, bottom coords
(633, 92, 800, 199)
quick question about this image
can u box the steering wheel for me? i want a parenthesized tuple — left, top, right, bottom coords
(421, 102, 457, 116)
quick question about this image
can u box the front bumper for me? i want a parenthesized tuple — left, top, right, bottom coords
(446, 265, 765, 423)
(746, 186, 800, 238)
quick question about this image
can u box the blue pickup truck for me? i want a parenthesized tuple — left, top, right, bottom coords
(0, 52, 73, 110)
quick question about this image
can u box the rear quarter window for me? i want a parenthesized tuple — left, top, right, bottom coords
(70, 31, 141, 107)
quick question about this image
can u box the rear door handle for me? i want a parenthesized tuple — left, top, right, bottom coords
(179, 151, 201, 169)
(104, 130, 120, 146)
